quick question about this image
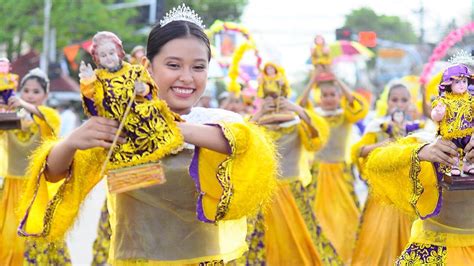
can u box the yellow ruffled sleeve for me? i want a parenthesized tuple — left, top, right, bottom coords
(17, 140, 106, 242)
(342, 92, 369, 123)
(33, 106, 61, 139)
(366, 137, 441, 219)
(135, 64, 159, 98)
(191, 122, 278, 223)
(351, 132, 378, 179)
(297, 108, 329, 152)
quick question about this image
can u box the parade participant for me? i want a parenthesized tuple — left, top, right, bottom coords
(246, 93, 343, 265)
(17, 4, 277, 265)
(351, 83, 418, 265)
(0, 68, 71, 265)
(365, 122, 474, 264)
(300, 71, 368, 263)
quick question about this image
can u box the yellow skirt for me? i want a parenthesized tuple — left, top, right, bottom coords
(0, 178, 25, 265)
(0, 178, 71, 265)
(313, 162, 360, 263)
(352, 196, 413, 265)
(264, 182, 322, 265)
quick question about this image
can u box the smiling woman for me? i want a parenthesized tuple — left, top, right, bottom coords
(16, 4, 278, 265)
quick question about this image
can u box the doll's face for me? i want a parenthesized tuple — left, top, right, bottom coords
(387, 87, 410, 114)
(451, 77, 468, 94)
(314, 35, 324, 45)
(319, 83, 341, 111)
(20, 79, 47, 106)
(149, 37, 208, 115)
(97, 41, 121, 70)
(265, 65, 277, 76)
(392, 111, 405, 124)
(0, 61, 10, 74)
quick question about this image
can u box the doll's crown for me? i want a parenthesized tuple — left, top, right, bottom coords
(448, 49, 474, 66)
(159, 4, 204, 28)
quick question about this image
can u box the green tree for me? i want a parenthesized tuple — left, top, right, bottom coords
(344, 7, 418, 44)
(166, 0, 249, 26)
(0, 0, 141, 60)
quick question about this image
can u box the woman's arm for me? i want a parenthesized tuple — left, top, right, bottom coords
(8, 96, 43, 118)
(178, 122, 232, 155)
(45, 117, 122, 182)
(335, 78, 355, 104)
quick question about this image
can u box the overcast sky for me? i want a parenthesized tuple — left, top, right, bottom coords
(241, 0, 471, 78)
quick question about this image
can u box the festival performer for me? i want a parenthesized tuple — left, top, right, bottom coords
(365, 117, 474, 264)
(245, 93, 343, 265)
(351, 83, 420, 265)
(17, 4, 277, 265)
(0, 68, 71, 265)
(300, 71, 368, 263)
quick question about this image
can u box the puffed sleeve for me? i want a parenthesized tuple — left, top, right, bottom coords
(365, 137, 441, 219)
(34, 106, 61, 139)
(190, 121, 278, 223)
(17, 140, 106, 242)
(342, 92, 369, 123)
(297, 108, 329, 152)
(351, 132, 378, 179)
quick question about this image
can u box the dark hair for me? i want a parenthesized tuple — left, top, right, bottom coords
(387, 83, 409, 100)
(146, 21, 211, 62)
(20, 68, 50, 93)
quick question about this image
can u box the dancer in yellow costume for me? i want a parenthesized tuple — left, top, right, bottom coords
(365, 129, 474, 264)
(17, 4, 278, 265)
(351, 83, 423, 265)
(300, 71, 368, 263)
(0, 68, 71, 265)
(246, 94, 343, 265)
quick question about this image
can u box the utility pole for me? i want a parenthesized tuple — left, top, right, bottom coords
(40, 0, 52, 72)
(413, 0, 425, 44)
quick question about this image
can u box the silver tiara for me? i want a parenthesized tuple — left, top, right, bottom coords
(448, 49, 474, 67)
(159, 4, 204, 28)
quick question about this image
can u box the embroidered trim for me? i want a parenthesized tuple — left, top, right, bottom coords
(214, 122, 235, 221)
(18, 161, 72, 237)
(409, 143, 428, 217)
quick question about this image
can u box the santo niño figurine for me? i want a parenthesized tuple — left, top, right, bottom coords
(310, 35, 331, 72)
(79, 31, 183, 193)
(431, 64, 474, 186)
(380, 109, 425, 139)
(256, 62, 297, 125)
(0, 58, 21, 129)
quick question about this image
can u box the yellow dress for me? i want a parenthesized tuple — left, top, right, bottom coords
(0, 106, 71, 265)
(309, 93, 368, 263)
(17, 107, 278, 265)
(350, 120, 414, 265)
(366, 136, 474, 265)
(244, 110, 343, 265)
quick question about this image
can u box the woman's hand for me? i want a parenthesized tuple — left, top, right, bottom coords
(278, 97, 303, 114)
(65, 116, 124, 150)
(45, 117, 125, 182)
(251, 97, 275, 122)
(418, 137, 458, 166)
(464, 135, 474, 164)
